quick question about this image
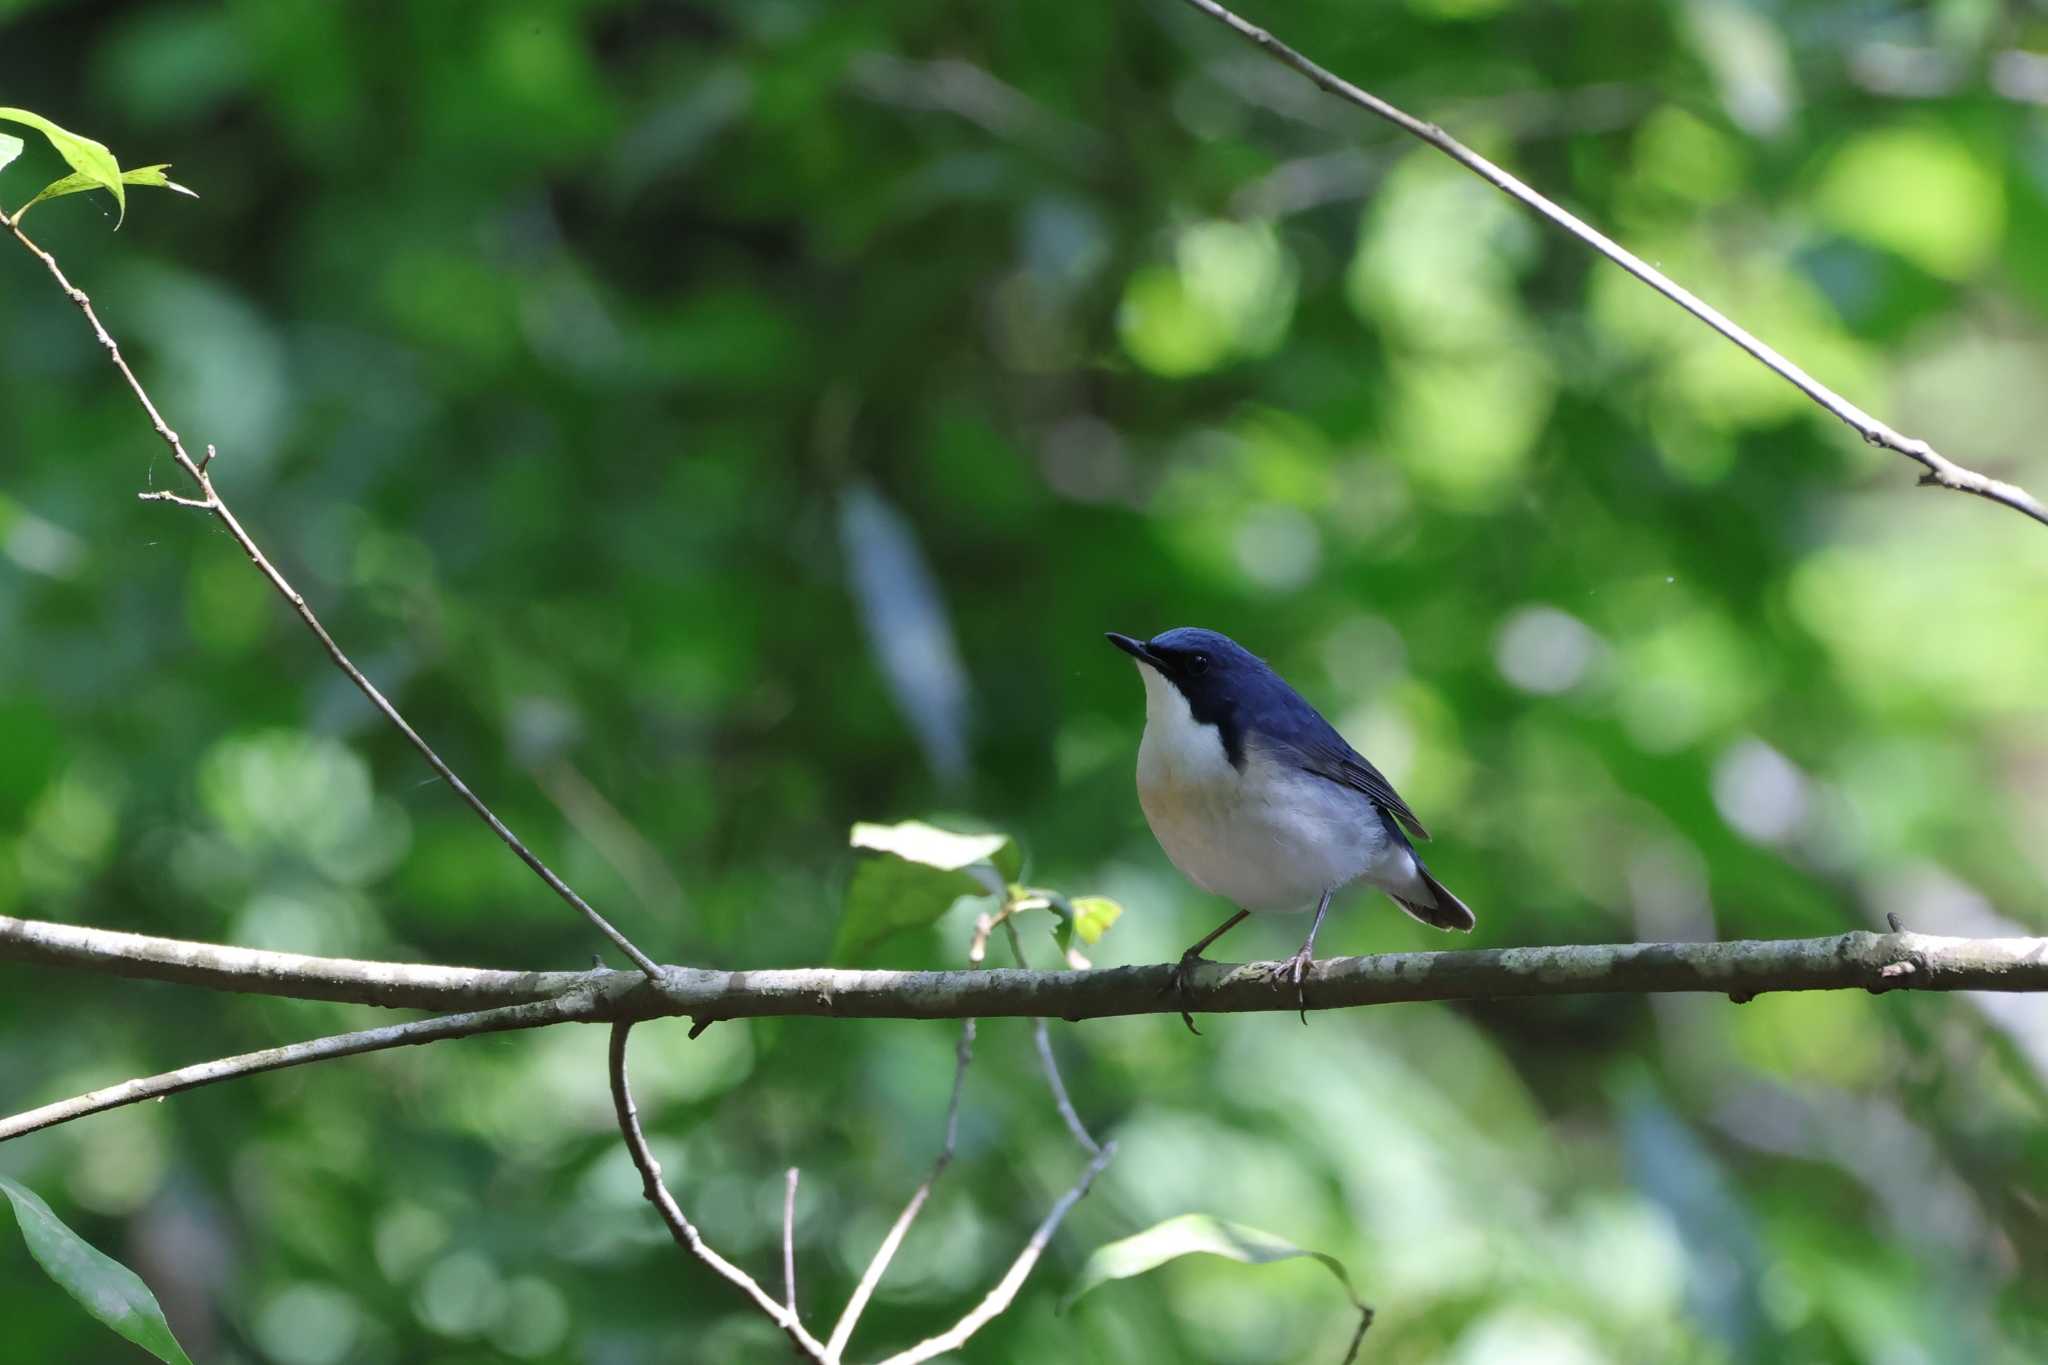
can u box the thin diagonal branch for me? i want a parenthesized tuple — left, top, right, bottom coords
(999, 917, 1101, 1156)
(607, 1022, 826, 1359)
(783, 1167, 801, 1317)
(825, 1018, 977, 1363)
(0, 993, 597, 1143)
(1032, 1020, 1101, 1156)
(0, 212, 663, 979)
(872, 1139, 1118, 1365)
(1167, 0, 2048, 530)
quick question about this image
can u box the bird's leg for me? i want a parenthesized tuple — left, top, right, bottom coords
(1167, 908, 1252, 1036)
(1169, 909, 1250, 997)
(1262, 890, 1331, 1021)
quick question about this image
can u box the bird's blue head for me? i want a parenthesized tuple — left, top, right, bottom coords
(1105, 627, 1285, 767)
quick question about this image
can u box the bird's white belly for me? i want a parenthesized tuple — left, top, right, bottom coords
(1136, 717, 1398, 914)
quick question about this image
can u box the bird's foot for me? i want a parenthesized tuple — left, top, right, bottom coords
(1169, 948, 1211, 997)
(1165, 949, 1212, 1035)
(1260, 949, 1317, 1024)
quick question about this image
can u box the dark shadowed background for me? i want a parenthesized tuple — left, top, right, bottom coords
(3, 0, 2047, 1360)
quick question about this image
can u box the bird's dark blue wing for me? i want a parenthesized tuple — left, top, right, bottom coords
(1300, 742, 1429, 842)
(1251, 680, 1431, 841)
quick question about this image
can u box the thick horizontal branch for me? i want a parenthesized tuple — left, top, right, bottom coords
(4, 915, 2043, 1021)
(0, 915, 585, 1011)
(6, 916, 2043, 1142)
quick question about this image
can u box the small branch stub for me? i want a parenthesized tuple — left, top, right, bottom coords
(137, 489, 213, 511)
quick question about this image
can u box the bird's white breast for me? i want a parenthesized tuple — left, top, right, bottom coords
(1131, 663, 1404, 913)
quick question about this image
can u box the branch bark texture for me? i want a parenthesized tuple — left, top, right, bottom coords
(5, 915, 2040, 1020)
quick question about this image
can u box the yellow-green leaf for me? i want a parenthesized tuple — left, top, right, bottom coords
(1069, 895, 1123, 945)
(0, 108, 125, 225)
(16, 164, 197, 221)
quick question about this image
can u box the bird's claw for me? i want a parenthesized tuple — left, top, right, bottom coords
(1165, 949, 1209, 999)
(1166, 950, 1211, 1035)
(1260, 951, 1316, 1024)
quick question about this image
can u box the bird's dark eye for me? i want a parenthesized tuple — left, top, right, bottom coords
(1188, 652, 1211, 676)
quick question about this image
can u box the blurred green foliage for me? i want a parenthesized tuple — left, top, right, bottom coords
(3, 0, 2048, 1361)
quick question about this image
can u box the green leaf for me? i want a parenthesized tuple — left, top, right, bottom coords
(1064, 1214, 1372, 1363)
(15, 163, 196, 221)
(850, 820, 1015, 875)
(1068, 895, 1123, 945)
(0, 108, 125, 225)
(0, 132, 22, 175)
(0, 1176, 197, 1365)
(836, 820, 1015, 961)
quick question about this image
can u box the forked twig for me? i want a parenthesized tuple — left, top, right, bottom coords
(825, 1019, 977, 1362)
(0, 209, 664, 979)
(607, 1022, 826, 1358)
(872, 1140, 1118, 1365)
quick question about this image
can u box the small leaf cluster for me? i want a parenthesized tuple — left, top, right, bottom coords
(0, 107, 193, 224)
(839, 818, 1121, 966)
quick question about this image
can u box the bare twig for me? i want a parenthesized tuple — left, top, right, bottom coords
(607, 1022, 826, 1359)
(784, 1167, 801, 1317)
(0, 212, 664, 979)
(872, 1139, 1118, 1365)
(1165, 0, 2048, 530)
(1032, 1020, 1102, 1156)
(825, 1019, 977, 1363)
(134, 489, 213, 511)
(0, 993, 595, 1143)
(999, 917, 1101, 1156)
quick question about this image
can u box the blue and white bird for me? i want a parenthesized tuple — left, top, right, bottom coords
(1107, 627, 1473, 997)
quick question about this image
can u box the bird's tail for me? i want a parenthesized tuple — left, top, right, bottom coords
(1390, 862, 1476, 933)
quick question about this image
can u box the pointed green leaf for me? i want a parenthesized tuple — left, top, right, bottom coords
(837, 821, 1014, 961)
(15, 163, 197, 221)
(1063, 1214, 1372, 1362)
(0, 1176, 196, 1365)
(0, 132, 22, 174)
(1069, 895, 1123, 945)
(0, 108, 125, 224)
(989, 836, 1023, 883)
(835, 855, 988, 961)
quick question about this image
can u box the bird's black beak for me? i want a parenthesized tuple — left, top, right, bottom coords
(1105, 632, 1155, 665)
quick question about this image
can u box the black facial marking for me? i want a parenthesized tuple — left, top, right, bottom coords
(1140, 629, 1255, 769)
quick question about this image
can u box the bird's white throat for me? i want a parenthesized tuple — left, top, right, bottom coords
(1133, 660, 1234, 787)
